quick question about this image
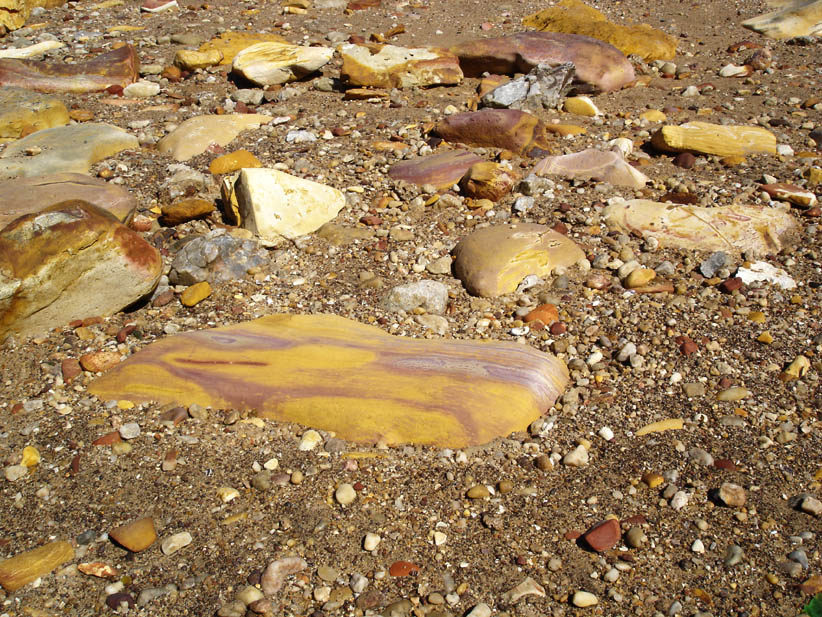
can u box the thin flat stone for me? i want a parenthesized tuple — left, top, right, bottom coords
(0, 87, 68, 140)
(389, 150, 483, 190)
(156, 114, 273, 161)
(532, 148, 648, 188)
(87, 314, 570, 447)
(435, 109, 554, 157)
(743, 0, 822, 39)
(0, 541, 74, 592)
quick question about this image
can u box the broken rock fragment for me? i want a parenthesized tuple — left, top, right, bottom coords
(532, 148, 648, 189)
(452, 223, 586, 297)
(742, 0, 822, 39)
(459, 161, 519, 201)
(232, 41, 334, 86)
(169, 228, 269, 285)
(481, 62, 574, 111)
(340, 44, 463, 88)
(156, 114, 273, 161)
(435, 109, 554, 157)
(88, 313, 570, 448)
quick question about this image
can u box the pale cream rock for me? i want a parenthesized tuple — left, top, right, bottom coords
(232, 41, 333, 86)
(156, 114, 273, 161)
(533, 148, 648, 189)
(743, 0, 822, 39)
(0, 41, 64, 59)
(651, 121, 776, 157)
(232, 168, 345, 245)
(339, 43, 463, 88)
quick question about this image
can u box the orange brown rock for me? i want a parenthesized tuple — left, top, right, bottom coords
(435, 109, 554, 157)
(109, 517, 157, 552)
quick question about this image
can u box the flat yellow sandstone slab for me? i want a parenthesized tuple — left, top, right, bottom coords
(0, 541, 74, 592)
(651, 121, 777, 157)
(198, 32, 289, 66)
(636, 418, 684, 436)
(88, 314, 570, 448)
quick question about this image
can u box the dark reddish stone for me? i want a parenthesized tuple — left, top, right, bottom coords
(61, 358, 82, 383)
(673, 152, 696, 169)
(582, 518, 621, 552)
(435, 109, 554, 157)
(718, 376, 734, 388)
(347, 0, 380, 9)
(116, 324, 137, 343)
(388, 561, 420, 577)
(621, 514, 647, 526)
(564, 530, 581, 541)
(551, 221, 568, 235)
(159, 407, 188, 425)
(713, 459, 737, 471)
(152, 290, 175, 307)
(388, 150, 483, 190)
(93, 431, 123, 446)
(69, 454, 81, 475)
(360, 215, 383, 226)
(105, 593, 135, 610)
(718, 277, 743, 293)
(660, 191, 699, 205)
(550, 321, 567, 335)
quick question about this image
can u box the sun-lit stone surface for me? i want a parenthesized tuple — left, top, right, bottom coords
(532, 148, 648, 189)
(743, 0, 822, 39)
(232, 41, 333, 86)
(435, 109, 554, 157)
(651, 121, 777, 157)
(88, 314, 569, 448)
(452, 223, 586, 297)
(197, 32, 289, 65)
(603, 199, 798, 257)
(340, 44, 463, 88)
(156, 114, 272, 161)
(388, 150, 483, 190)
(0, 541, 74, 592)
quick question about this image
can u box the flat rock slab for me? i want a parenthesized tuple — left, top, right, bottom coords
(743, 0, 822, 38)
(532, 148, 648, 189)
(198, 31, 289, 65)
(0, 87, 69, 140)
(523, 0, 677, 61)
(388, 150, 483, 190)
(0, 173, 137, 228)
(0, 123, 138, 180)
(0, 541, 74, 592)
(88, 314, 569, 447)
(603, 199, 798, 257)
(435, 109, 554, 157)
(651, 121, 777, 157)
(453, 223, 586, 297)
(0, 45, 138, 93)
(232, 41, 334, 86)
(156, 114, 273, 161)
(0, 201, 162, 340)
(340, 44, 463, 88)
(451, 31, 635, 92)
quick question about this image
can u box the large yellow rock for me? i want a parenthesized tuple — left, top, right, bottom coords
(603, 199, 798, 257)
(340, 43, 463, 88)
(743, 0, 822, 39)
(651, 121, 777, 157)
(232, 41, 333, 86)
(197, 32, 289, 66)
(452, 223, 586, 297)
(0, 0, 66, 32)
(0, 541, 74, 592)
(523, 0, 677, 61)
(0, 87, 68, 140)
(156, 114, 273, 162)
(88, 314, 570, 448)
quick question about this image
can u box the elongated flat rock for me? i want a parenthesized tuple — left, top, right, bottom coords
(198, 31, 289, 65)
(743, 0, 822, 38)
(0, 541, 74, 592)
(452, 223, 586, 297)
(523, 0, 677, 61)
(157, 114, 272, 161)
(0, 41, 64, 59)
(533, 148, 648, 189)
(388, 150, 483, 190)
(0, 45, 138, 93)
(340, 44, 463, 88)
(603, 199, 798, 257)
(451, 31, 635, 92)
(88, 314, 570, 447)
(435, 109, 554, 157)
(651, 121, 776, 157)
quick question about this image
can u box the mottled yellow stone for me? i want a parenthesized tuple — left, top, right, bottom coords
(109, 517, 156, 552)
(635, 418, 683, 436)
(209, 149, 263, 175)
(0, 541, 74, 592)
(757, 331, 774, 344)
(806, 167, 822, 187)
(20, 446, 40, 467)
(544, 124, 586, 136)
(640, 109, 666, 122)
(198, 32, 289, 65)
(174, 49, 224, 71)
(180, 281, 211, 307)
(748, 311, 766, 324)
(651, 121, 777, 157)
(784, 354, 811, 379)
(563, 96, 599, 117)
(642, 472, 664, 488)
(624, 267, 656, 289)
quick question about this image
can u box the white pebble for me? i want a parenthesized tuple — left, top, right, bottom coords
(161, 531, 192, 555)
(572, 591, 598, 607)
(598, 426, 614, 441)
(298, 430, 322, 451)
(119, 422, 141, 440)
(363, 532, 381, 551)
(691, 539, 705, 553)
(335, 483, 356, 505)
(563, 445, 589, 467)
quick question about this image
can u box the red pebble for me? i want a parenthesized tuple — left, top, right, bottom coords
(388, 561, 420, 577)
(564, 530, 581, 541)
(713, 459, 738, 471)
(93, 431, 122, 446)
(61, 358, 82, 383)
(549, 321, 567, 335)
(718, 277, 743, 293)
(582, 518, 621, 552)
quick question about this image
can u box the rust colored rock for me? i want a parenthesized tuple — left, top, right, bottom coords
(459, 161, 518, 201)
(0, 45, 139, 93)
(524, 303, 559, 325)
(80, 351, 121, 373)
(388, 150, 483, 190)
(92, 431, 122, 446)
(719, 277, 743, 293)
(388, 561, 420, 577)
(109, 517, 157, 552)
(0, 541, 74, 592)
(451, 31, 635, 92)
(0, 201, 162, 341)
(582, 518, 620, 552)
(160, 198, 216, 226)
(435, 109, 554, 157)
(61, 358, 82, 383)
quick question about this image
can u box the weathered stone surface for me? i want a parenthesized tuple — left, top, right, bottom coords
(388, 150, 483, 190)
(651, 121, 777, 157)
(582, 518, 620, 552)
(209, 149, 263, 175)
(316, 223, 375, 246)
(603, 199, 798, 257)
(523, 0, 677, 61)
(0, 0, 66, 32)
(109, 517, 157, 552)
(232, 41, 333, 86)
(160, 198, 215, 226)
(169, 228, 268, 285)
(173, 48, 224, 71)
(481, 62, 574, 111)
(261, 556, 307, 595)
(340, 44, 463, 88)
(0, 541, 74, 592)
(532, 148, 648, 189)
(435, 109, 554, 157)
(88, 313, 570, 447)
(0, 45, 138, 93)
(0, 201, 162, 340)
(0, 173, 137, 228)
(0, 87, 68, 141)
(563, 95, 599, 116)
(232, 168, 345, 245)
(383, 280, 449, 314)
(452, 223, 586, 297)
(460, 161, 519, 201)
(0, 123, 138, 180)
(198, 31, 289, 65)
(180, 281, 211, 307)
(760, 183, 818, 207)
(156, 114, 272, 162)
(0, 41, 64, 59)
(743, 0, 822, 39)
(451, 32, 635, 92)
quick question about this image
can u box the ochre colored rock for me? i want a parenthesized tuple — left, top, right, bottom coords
(173, 48, 224, 71)
(451, 32, 635, 92)
(0, 45, 139, 93)
(533, 148, 648, 189)
(198, 32, 289, 66)
(388, 150, 483, 190)
(232, 41, 334, 86)
(0, 173, 137, 228)
(0, 87, 68, 140)
(80, 351, 122, 372)
(624, 267, 656, 288)
(604, 199, 798, 257)
(651, 122, 777, 157)
(563, 95, 599, 116)
(435, 109, 554, 157)
(0, 201, 162, 340)
(452, 223, 586, 297)
(109, 517, 157, 552)
(340, 44, 463, 88)
(209, 149, 263, 175)
(180, 281, 212, 307)
(87, 314, 570, 448)
(524, 303, 558, 325)
(160, 198, 215, 226)
(523, 0, 677, 61)
(156, 114, 273, 161)
(742, 0, 822, 39)
(0, 541, 74, 592)
(0, 0, 66, 32)
(459, 161, 518, 201)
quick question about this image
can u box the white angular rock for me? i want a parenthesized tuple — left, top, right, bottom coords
(232, 168, 345, 245)
(161, 532, 192, 555)
(340, 43, 463, 88)
(232, 41, 333, 86)
(123, 80, 161, 97)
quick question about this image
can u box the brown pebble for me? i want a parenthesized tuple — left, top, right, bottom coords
(61, 358, 82, 383)
(388, 561, 419, 577)
(673, 152, 696, 168)
(582, 518, 621, 552)
(109, 517, 157, 552)
(79, 351, 121, 373)
(92, 431, 122, 446)
(718, 277, 743, 293)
